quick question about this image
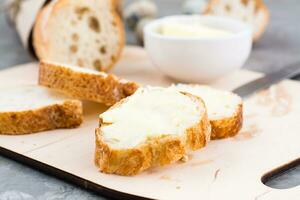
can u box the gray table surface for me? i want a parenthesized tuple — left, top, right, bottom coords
(0, 0, 299, 199)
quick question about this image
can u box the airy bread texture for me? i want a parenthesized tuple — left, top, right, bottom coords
(0, 86, 83, 135)
(95, 87, 211, 176)
(204, 0, 269, 41)
(39, 61, 139, 106)
(173, 84, 243, 139)
(33, 0, 124, 71)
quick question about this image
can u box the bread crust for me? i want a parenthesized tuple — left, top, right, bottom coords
(173, 84, 243, 140)
(253, 1, 269, 42)
(108, 0, 125, 71)
(33, 0, 125, 72)
(39, 61, 139, 106)
(0, 100, 83, 135)
(210, 103, 243, 139)
(94, 94, 211, 176)
(33, 0, 52, 60)
(204, 0, 269, 42)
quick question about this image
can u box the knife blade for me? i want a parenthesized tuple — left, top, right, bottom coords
(232, 62, 300, 98)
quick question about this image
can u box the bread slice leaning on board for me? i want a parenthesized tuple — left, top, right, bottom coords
(204, 0, 269, 41)
(172, 84, 243, 139)
(0, 86, 83, 135)
(95, 87, 211, 176)
(33, 0, 124, 71)
(39, 61, 139, 106)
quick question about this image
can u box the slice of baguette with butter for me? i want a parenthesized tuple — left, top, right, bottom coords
(204, 0, 269, 41)
(0, 85, 83, 135)
(39, 61, 139, 106)
(33, 0, 124, 71)
(172, 84, 243, 139)
(95, 87, 211, 176)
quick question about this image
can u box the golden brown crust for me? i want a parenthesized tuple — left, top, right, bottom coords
(33, 0, 51, 60)
(203, 0, 269, 42)
(106, 0, 125, 71)
(33, 0, 125, 72)
(38, 61, 139, 106)
(174, 84, 243, 140)
(0, 100, 83, 135)
(95, 132, 152, 175)
(253, 1, 269, 42)
(210, 103, 243, 139)
(94, 94, 211, 176)
(112, 0, 123, 18)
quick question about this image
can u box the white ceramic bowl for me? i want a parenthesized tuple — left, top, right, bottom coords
(144, 15, 252, 83)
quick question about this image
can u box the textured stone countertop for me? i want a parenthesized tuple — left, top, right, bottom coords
(0, 0, 299, 199)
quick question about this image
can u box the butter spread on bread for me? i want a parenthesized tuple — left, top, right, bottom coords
(173, 84, 243, 139)
(95, 87, 211, 175)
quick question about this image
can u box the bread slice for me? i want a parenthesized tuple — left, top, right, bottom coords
(33, 0, 124, 71)
(0, 85, 83, 135)
(172, 84, 243, 139)
(95, 87, 211, 176)
(38, 61, 139, 106)
(204, 0, 269, 41)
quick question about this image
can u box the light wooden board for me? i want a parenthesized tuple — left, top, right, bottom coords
(0, 46, 299, 200)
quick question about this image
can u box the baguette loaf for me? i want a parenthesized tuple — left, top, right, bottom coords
(172, 84, 243, 139)
(39, 61, 139, 106)
(204, 0, 269, 41)
(0, 85, 82, 135)
(33, 0, 124, 71)
(95, 87, 211, 176)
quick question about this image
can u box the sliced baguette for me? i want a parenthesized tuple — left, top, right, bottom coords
(33, 0, 124, 71)
(0, 85, 82, 135)
(172, 84, 243, 139)
(204, 0, 269, 41)
(39, 61, 139, 106)
(95, 87, 211, 176)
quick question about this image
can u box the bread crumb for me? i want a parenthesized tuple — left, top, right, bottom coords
(256, 84, 292, 117)
(159, 175, 171, 180)
(180, 155, 189, 162)
(234, 124, 260, 141)
(159, 175, 181, 183)
(190, 159, 213, 167)
(89, 16, 100, 33)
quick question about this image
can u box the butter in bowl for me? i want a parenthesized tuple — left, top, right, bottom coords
(144, 15, 252, 83)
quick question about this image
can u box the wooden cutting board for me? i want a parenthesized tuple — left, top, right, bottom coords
(0, 46, 299, 200)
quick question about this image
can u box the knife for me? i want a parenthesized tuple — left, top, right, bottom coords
(232, 62, 300, 98)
